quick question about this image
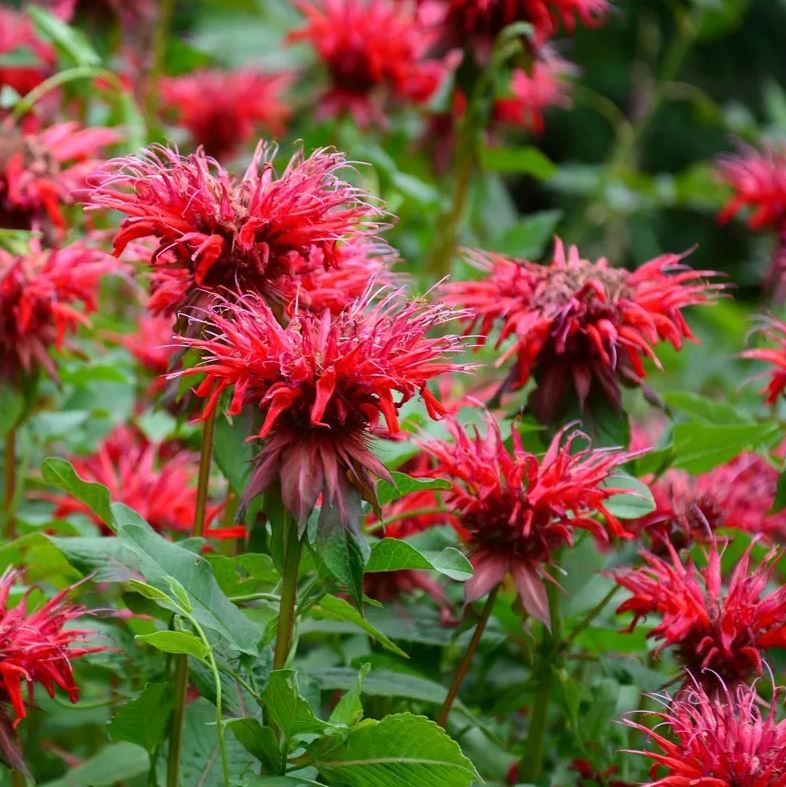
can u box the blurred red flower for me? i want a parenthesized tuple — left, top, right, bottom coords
(0, 241, 116, 379)
(0, 568, 102, 727)
(290, 0, 455, 127)
(623, 677, 786, 786)
(0, 7, 56, 96)
(161, 69, 292, 159)
(444, 239, 718, 422)
(88, 143, 383, 315)
(1, 120, 119, 236)
(613, 540, 786, 683)
(174, 290, 467, 527)
(743, 317, 786, 404)
(119, 313, 173, 379)
(51, 424, 232, 537)
(494, 54, 575, 133)
(421, 413, 633, 624)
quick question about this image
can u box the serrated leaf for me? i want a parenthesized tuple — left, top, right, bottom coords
(308, 713, 478, 787)
(262, 670, 331, 741)
(135, 631, 209, 661)
(108, 683, 172, 751)
(375, 472, 450, 506)
(42, 457, 113, 527)
(329, 664, 370, 727)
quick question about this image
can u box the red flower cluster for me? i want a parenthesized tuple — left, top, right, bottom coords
(51, 424, 236, 537)
(0, 241, 115, 379)
(1, 121, 119, 235)
(613, 541, 786, 683)
(119, 313, 173, 380)
(175, 291, 466, 526)
(421, 414, 633, 623)
(494, 54, 575, 133)
(161, 69, 292, 159)
(743, 317, 786, 405)
(444, 239, 718, 422)
(0, 7, 56, 95)
(624, 678, 786, 786)
(0, 568, 101, 727)
(290, 0, 455, 126)
(87, 143, 383, 314)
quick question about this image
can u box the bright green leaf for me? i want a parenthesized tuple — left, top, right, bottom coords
(27, 6, 101, 67)
(39, 743, 148, 787)
(262, 670, 331, 741)
(135, 631, 209, 661)
(42, 457, 113, 527)
(365, 539, 472, 582)
(376, 472, 450, 506)
(479, 146, 556, 179)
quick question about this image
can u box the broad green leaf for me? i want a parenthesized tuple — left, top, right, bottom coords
(242, 778, 326, 786)
(214, 412, 254, 493)
(366, 539, 472, 581)
(308, 713, 479, 787)
(328, 664, 370, 727)
(479, 146, 556, 180)
(376, 472, 450, 506)
(42, 457, 113, 527)
(662, 392, 747, 425)
(604, 474, 656, 519)
(48, 535, 139, 582)
(313, 596, 408, 658)
(27, 6, 101, 67)
(226, 718, 281, 772)
(108, 683, 172, 751)
(312, 667, 452, 707)
(492, 210, 562, 258)
(262, 670, 331, 740)
(135, 631, 209, 661)
(39, 743, 148, 787)
(310, 513, 368, 605)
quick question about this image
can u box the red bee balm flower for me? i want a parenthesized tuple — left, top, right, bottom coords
(613, 541, 786, 684)
(0, 568, 102, 727)
(1, 120, 119, 234)
(0, 242, 115, 379)
(175, 290, 467, 526)
(161, 69, 292, 159)
(623, 678, 786, 786)
(444, 239, 718, 422)
(743, 317, 786, 405)
(421, 414, 634, 624)
(87, 143, 383, 314)
(290, 0, 455, 126)
(51, 425, 233, 537)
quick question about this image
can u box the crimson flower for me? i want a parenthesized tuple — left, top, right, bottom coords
(119, 313, 173, 379)
(161, 69, 292, 159)
(51, 424, 238, 537)
(0, 568, 102, 727)
(0, 7, 56, 95)
(742, 317, 786, 405)
(0, 241, 116, 379)
(1, 120, 119, 235)
(613, 540, 786, 684)
(174, 290, 466, 527)
(444, 239, 718, 422)
(420, 414, 634, 624)
(290, 0, 456, 127)
(623, 677, 786, 786)
(87, 143, 383, 314)
(494, 54, 575, 133)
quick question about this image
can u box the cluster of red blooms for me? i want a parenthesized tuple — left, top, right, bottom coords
(613, 540, 786, 685)
(624, 677, 786, 786)
(0, 241, 115, 379)
(87, 143, 383, 314)
(718, 142, 786, 298)
(444, 239, 718, 422)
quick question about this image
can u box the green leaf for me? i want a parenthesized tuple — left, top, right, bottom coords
(366, 539, 472, 581)
(772, 470, 786, 514)
(662, 392, 748, 425)
(0, 228, 35, 255)
(308, 713, 479, 787)
(126, 579, 180, 612)
(604, 474, 656, 519)
(39, 743, 148, 787)
(492, 210, 562, 258)
(479, 146, 556, 180)
(27, 6, 101, 67)
(262, 670, 331, 741)
(312, 596, 408, 658)
(311, 514, 368, 605)
(41, 457, 113, 527)
(0, 380, 24, 437)
(135, 631, 209, 661)
(242, 778, 326, 786)
(329, 664, 370, 727)
(48, 535, 139, 582)
(226, 718, 281, 772)
(214, 412, 254, 493)
(376, 472, 450, 506)
(108, 683, 172, 752)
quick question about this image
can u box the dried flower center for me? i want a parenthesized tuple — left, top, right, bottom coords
(533, 261, 629, 315)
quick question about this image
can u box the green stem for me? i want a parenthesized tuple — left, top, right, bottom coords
(273, 513, 304, 671)
(436, 586, 499, 728)
(520, 584, 562, 782)
(12, 66, 115, 120)
(567, 585, 619, 646)
(4, 426, 17, 541)
(193, 408, 218, 538)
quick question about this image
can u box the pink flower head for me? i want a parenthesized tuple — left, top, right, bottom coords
(290, 0, 456, 126)
(494, 54, 575, 133)
(612, 540, 786, 684)
(50, 424, 231, 537)
(87, 143, 384, 315)
(161, 68, 292, 159)
(743, 317, 786, 405)
(444, 239, 719, 422)
(623, 677, 786, 786)
(0, 568, 102, 727)
(174, 289, 467, 526)
(421, 413, 634, 624)
(0, 7, 56, 96)
(1, 121, 119, 235)
(0, 241, 116, 379)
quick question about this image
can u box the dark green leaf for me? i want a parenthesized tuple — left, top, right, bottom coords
(0, 380, 24, 437)
(366, 539, 472, 581)
(310, 513, 368, 605)
(604, 474, 656, 519)
(491, 210, 562, 258)
(108, 683, 172, 752)
(479, 146, 556, 179)
(226, 718, 281, 772)
(41, 457, 113, 527)
(214, 412, 254, 493)
(39, 743, 148, 787)
(261, 670, 331, 741)
(671, 421, 780, 473)
(328, 664, 370, 727)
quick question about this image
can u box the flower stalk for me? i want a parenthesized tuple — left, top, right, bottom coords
(273, 512, 304, 671)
